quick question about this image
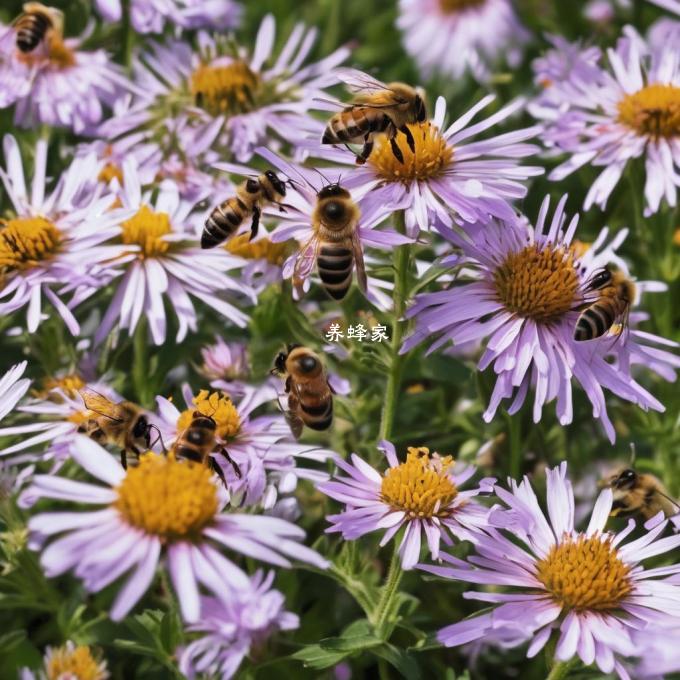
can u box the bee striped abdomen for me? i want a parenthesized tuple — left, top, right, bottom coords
(323, 108, 390, 144)
(202, 200, 243, 249)
(574, 299, 621, 341)
(317, 245, 353, 300)
(16, 12, 51, 53)
(301, 400, 333, 430)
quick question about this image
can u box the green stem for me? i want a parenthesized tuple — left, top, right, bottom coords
(373, 544, 404, 637)
(121, 0, 134, 69)
(132, 317, 150, 408)
(545, 658, 577, 680)
(507, 413, 522, 480)
(378, 212, 410, 443)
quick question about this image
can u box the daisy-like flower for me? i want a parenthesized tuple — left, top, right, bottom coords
(0, 361, 30, 422)
(219, 151, 410, 309)
(402, 195, 680, 442)
(537, 30, 680, 215)
(0, 136, 132, 336)
(99, 15, 349, 165)
(179, 571, 298, 680)
(397, 0, 530, 82)
(21, 641, 109, 680)
(26, 435, 328, 623)
(632, 627, 680, 677)
(420, 463, 680, 679)
(318, 441, 494, 569)
(198, 336, 251, 393)
(92, 162, 253, 346)
(0, 17, 133, 133)
(310, 75, 542, 236)
(648, 0, 680, 14)
(156, 386, 332, 508)
(93, 0, 242, 32)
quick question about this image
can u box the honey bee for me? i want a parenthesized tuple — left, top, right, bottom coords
(602, 467, 679, 521)
(272, 344, 333, 439)
(14, 3, 63, 54)
(77, 388, 161, 469)
(202, 170, 288, 249)
(574, 266, 636, 342)
(172, 411, 241, 487)
(321, 68, 427, 165)
(293, 183, 366, 300)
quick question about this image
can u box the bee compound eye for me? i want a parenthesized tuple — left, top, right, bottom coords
(133, 416, 148, 438)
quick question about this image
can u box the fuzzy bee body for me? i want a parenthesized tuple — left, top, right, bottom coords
(293, 184, 366, 301)
(603, 467, 679, 521)
(574, 267, 636, 342)
(273, 345, 333, 439)
(173, 411, 241, 485)
(14, 3, 62, 54)
(202, 170, 287, 249)
(321, 69, 427, 164)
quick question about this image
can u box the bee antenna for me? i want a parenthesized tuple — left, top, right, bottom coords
(629, 442, 637, 466)
(311, 166, 332, 187)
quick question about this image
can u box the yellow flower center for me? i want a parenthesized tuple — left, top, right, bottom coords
(113, 453, 218, 540)
(120, 205, 171, 258)
(37, 374, 86, 401)
(98, 162, 124, 185)
(439, 0, 487, 13)
(369, 122, 453, 183)
(46, 644, 107, 680)
(380, 447, 458, 518)
(191, 60, 261, 116)
(493, 244, 580, 323)
(536, 534, 633, 611)
(225, 232, 290, 265)
(177, 390, 241, 441)
(0, 217, 62, 271)
(617, 84, 680, 140)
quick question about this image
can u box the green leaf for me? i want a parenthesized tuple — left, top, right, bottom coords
(319, 631, 381, 652)
(0, 630, 25, 654)
(290, 644, 349, 670)
(372, 643, 422, 680)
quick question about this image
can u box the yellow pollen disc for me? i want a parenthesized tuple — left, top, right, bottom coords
(618, 84, 680, 139)
(493, 244, 579, 323)
(369, 122, 453, 183)
(46, 644, 107, 680)
(120, 205, 172, 258)
(536, 534, 633, 611)
(191, 61, 261, 116)
(439, 0, 487, 13)
(0, 217, 62, 270)
(98, 162, 124, 185)
(380, 447, 458, 519)
(225, 232, 290, 265)
(36, 374, 86, 400)
(177, 390, 241, 440)
(113, 453, 218, 540)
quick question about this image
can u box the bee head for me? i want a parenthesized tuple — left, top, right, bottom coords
(586, 267, 613, 292)
(273, 351, 289, 374)
(317, 184, 352, 226)
(133, 415, 150, 444)
(414, 92, 427, 122)
(613, 468, 638, 489)
(265, 170, 287, 197)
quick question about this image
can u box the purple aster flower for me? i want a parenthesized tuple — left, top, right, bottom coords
(318, 441, 495, 570)
(397, 0, 530, 82)
(90, 161, 253, 346)
(216, 152, 410, 309)
(198, 336, 250, 390)
(402, 194, 680, 442)
(178, 571, 298, 680)
(632, 626, 680, 677)
(156, 385, 333, 509)
(25, 435, 328, 623)
(535, 29, 680, 215)
(0, 19, 133, 133)
(420, 462, 680, 679)
(648, 0, 680, 14)
(20, 641, 109, 680)
(93, 0, 242, 32)
(0, 361, 30, 422)
(99, 15, 349, 164)
(0, 136, 133, 336)
(309, 81, 542, 236)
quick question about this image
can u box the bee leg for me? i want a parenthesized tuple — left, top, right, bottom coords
(357, 138, 373, 165)
(285, 376, 292, 394)
(209, 456, 229, 488)
(219, 447, 242, 479)
(390, 137, 405, 164)
(249, 206, 261, 241)
(399, 125, 415, 153)
(120, 449, 128, 470)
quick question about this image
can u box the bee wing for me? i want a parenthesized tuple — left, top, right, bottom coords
(293, 235, 321, 284)
(335, 68, 389, 94)
(350, 230, 368, 294)
(78, 388, 125, 422)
